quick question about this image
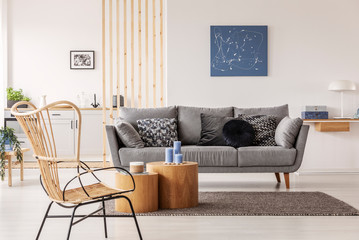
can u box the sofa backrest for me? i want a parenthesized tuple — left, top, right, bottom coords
(234, 104, 289, 126)
(117, 106, 177, 131)
(177, 106, 234, 145)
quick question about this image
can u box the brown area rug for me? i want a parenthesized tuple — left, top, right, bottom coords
(102, 192, 359, 216)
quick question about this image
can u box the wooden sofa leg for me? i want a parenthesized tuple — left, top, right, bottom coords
(284, 173, 290, 189)
(275, 173, 281, 183)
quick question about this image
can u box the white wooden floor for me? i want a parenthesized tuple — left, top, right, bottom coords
(1, 169, 359, 240)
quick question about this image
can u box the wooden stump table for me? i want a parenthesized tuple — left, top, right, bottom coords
(115, 172, 158, 213)
(146, 161, 198, 209)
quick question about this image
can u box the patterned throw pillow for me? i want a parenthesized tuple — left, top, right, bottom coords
(137, 118, 178, 147)
(237, 114, 277, 146)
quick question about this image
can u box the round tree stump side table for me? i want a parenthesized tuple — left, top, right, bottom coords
(146, 161, 198, 209)
(115, 172, 158, 213)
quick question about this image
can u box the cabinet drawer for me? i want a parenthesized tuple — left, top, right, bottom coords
(43, 111, 74, 120)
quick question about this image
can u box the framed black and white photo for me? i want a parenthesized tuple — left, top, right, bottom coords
(70, 51, 95, 69)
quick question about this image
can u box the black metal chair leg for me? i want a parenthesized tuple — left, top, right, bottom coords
(66, 205, 79, 240)
(124, 196, 143, 240)
(36, 201, 54, 240)
(102, 199, 108, 238)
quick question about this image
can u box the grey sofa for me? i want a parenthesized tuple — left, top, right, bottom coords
(106, 104, 309, 188)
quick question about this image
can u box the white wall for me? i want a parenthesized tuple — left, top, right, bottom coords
(167, 0, 359, 171)
(7, 0, 102, 106)
(0, 0, 7, 126)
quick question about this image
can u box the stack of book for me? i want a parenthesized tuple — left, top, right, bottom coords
(301, 106, 328, 119)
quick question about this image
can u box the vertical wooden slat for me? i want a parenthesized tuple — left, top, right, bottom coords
(116, 0, 120, 116)
(102, 0, 107, 166)
(160, 0, 164, 107)
(131, 0, 135, 107)
(152, 0, 156, 107)
(138, 0, 142, 108)
(123, 0, 128, 107)
(109, 0, 114, 124)
(145, 0, 149, 108)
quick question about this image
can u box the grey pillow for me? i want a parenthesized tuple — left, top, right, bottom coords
(197, 114, 234, 146)
(117, 106, 177, 131)
(115, 122, 144, 148)
(275, 116, 303, 148)
(234, 104, 289, 126)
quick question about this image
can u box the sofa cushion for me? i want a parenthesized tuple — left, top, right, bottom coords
(117, 106, 177, 131)
(234, 104, 289, 126)
(177, 106, 234, 145)
(115, 121, 144, 148)
(237, 114, 277, 146)
(119, 145, 238, 167)
(137, 118, 178, 147)
(197, 114, 234, 146)
(223, 119, 255, 148)
(238, 146, 297, 167)
(275, 117, 303, 148)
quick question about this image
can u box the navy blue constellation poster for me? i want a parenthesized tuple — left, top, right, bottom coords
(210, 26, 268, 76)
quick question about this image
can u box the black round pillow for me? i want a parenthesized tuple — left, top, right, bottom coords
(223, 119, 255, 148)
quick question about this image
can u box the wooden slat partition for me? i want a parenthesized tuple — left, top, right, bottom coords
(160, 0, 164, 107)
(102, 0, 107, 166)
(145, 0, 149, 108)
(102, 0, 166, 163)
(152, 0, 157, 107)
(116, 0, 120, 116)
(123, 0, 128, 107)
(138, 0, 142, 108)
(109, 0, 114, 123)
(130, 0, 135, 107)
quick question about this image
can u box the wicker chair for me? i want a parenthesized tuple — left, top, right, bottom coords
(11, 101, 142, 240)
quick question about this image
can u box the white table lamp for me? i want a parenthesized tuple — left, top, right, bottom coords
(328, 80, 356, 118)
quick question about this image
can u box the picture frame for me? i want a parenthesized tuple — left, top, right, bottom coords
(70, 51, 95, 69)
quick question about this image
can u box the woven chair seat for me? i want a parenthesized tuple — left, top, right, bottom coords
(64, 183, 121, 204)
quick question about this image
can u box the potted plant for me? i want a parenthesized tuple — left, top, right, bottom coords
(6, 87, 31, 108)
(0, 127, 22, 181)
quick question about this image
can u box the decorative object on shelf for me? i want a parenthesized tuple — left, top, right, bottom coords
(113, 95, 124, 108)
(77, 92, 89, 108)
(130, 162, 144, 173)
(0, 127, 23, 181)
(174, 154, 183, 165)
(173, 141, 181, 154)
(354, 108, 359, 119)
(39, 95, 47, 108)
(328, 80, 356, 118)
(6, 87, 31, 108)
(302, 105, 327, 112)
(70, 50, 95, 69)
(91, 93, 100, 108)
(210, 25, 268, 76)
(165, 148, 174, 164)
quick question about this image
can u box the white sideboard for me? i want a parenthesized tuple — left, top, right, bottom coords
(4, 108, 110, 162)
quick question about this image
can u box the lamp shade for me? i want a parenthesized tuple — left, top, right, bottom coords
(328, 80, 356, 91)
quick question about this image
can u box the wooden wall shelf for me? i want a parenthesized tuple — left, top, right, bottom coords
(303, 119, 359, 132)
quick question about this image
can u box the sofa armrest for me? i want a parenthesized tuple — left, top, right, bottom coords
(106, 125, 123, 168)
(290, 125, 310, 172)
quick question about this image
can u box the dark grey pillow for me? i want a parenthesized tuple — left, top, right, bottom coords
(197, 114, 234, 146)
(275, 116, 303, 148)
(115, 122, 144, 148)
(237, 114, 277, 146)
(234, 104, 289, 126)
(137, 118, 178, 147)
(177, 106, 234, 145)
